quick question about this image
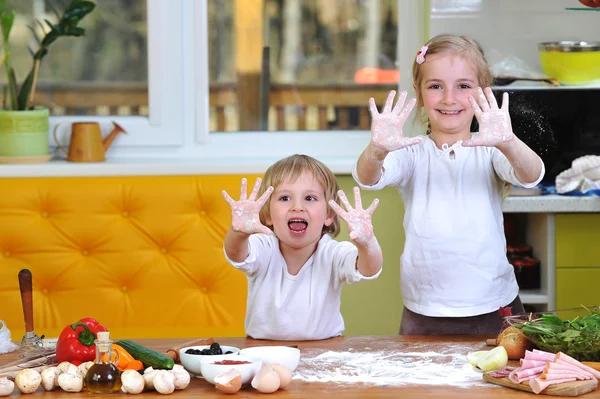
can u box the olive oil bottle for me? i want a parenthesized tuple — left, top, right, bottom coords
(85, 331, 122, 393)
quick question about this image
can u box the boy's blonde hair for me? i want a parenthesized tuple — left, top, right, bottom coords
(412, 34, 493, 131)
(258, 154, 341, 237)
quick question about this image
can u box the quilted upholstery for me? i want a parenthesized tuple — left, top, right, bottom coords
(0, 175, 259, 339)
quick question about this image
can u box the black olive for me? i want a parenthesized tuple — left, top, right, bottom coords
(225, 351, 233, 354)
(201, 349, 211, 355)
(216, 348, 223, 354)
(210, 342, 221, 351)
(185, 349, 195, 354)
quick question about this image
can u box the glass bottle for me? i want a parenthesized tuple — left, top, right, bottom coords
(85, 331, 122, 394)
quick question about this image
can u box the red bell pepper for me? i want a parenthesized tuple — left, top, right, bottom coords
(55, 317, 108, 365)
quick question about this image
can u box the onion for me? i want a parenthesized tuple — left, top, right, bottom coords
(476, 346, 508, 372)
(496, 325, 535, 360)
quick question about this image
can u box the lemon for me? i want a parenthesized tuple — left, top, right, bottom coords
(466, 350, 488, 366)
(476, 346, 508, 372)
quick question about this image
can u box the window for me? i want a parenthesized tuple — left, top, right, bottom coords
(1, 0, 185, 150)
(3, 0, 148, 117)
(195, 1, 422, 169)
(2, 1, 426, 171)
(206, 0, 399, 133)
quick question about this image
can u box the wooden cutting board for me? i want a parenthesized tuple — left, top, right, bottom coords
(483, 372, 598, 396)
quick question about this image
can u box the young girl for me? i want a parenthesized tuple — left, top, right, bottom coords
(353, 34, 545, 335)
(222, 154, 383, 340)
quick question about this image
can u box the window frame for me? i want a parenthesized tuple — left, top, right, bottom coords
(47, 0, 425, 174)
(49, 0, 185, 151)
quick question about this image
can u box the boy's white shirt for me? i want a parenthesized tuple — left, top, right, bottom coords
(353, 135, 545, 317)
(224, 234, 381, 340)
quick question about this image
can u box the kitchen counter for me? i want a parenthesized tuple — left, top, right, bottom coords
(0, 336, 568, 398)
(503, 195, 600, 213)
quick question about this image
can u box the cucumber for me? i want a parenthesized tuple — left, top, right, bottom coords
(116, 340, 174, 370)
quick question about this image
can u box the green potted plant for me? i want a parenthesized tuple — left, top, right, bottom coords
(0, 0, 95, 162)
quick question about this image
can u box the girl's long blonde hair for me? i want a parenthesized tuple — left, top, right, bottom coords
(412, 34, 493, 132)
(258, 154, 341, 237)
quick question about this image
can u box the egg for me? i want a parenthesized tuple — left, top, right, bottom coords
(214, 369, 242, 394)
(251, 364, 280, 394)
(270, 364, 292, 389)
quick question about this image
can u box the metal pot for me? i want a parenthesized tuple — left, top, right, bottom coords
(538, 41, 600, 85)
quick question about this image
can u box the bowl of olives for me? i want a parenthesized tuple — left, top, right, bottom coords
(179, 342, 241, 375)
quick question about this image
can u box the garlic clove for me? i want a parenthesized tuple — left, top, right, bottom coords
(214, 369, 242, 394)
(251, 364, 280, 393)
(270, 364, 292, 389)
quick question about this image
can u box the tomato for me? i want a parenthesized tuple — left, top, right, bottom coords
(578, 0, 600, 7)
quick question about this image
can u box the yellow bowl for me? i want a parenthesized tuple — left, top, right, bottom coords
(538, 41, 600, 85)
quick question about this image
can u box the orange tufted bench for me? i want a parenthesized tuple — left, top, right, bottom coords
(0, 175, 260, 339)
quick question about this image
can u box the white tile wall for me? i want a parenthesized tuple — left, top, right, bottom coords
(429, 0, 600, 74)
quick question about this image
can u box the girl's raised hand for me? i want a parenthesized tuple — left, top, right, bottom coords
(369, 90, 422, 153)
(463, 87, 515, 148)
(222, 177, 274, 235)
(329, 187, 379, 245)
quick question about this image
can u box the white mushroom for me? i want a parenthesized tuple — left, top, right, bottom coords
(15, 368, 42, 394)
(143, 367, 157, 390)
(0, 378, 15, 397)
(152, 370, 175, 395)
(57, 372, 84, 392)
(121, 369, 145, 394)
(40, 367, 61, 391)
(77, 362, 94, 378)
(170, 368, 190, 390)
(57, 361, 75, 374)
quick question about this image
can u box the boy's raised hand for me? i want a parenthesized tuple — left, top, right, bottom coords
(222, 178, 274, 235)
(463, 87, 515, 148)
(329, 187, 379, 245)
(369, 90, 422, 153)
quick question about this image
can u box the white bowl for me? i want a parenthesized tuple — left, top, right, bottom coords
(200, 354, 262, 386)
(238, 346, 300, 372)
(179, 345, 241, 375)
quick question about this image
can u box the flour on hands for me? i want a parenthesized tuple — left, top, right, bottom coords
(369, 90, 422, 154)
(463, 87, 514, 147)
(329, 187, 378, 247)
(222, 177, 274, 235)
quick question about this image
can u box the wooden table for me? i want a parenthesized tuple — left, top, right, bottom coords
(0, 336, 579, 398)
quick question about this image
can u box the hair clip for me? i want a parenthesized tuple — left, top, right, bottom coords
(416, 45, 428, 64)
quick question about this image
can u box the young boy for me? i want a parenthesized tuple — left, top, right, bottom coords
(222, 154, 383, 340)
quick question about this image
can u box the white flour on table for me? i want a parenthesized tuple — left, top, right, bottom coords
(293, 342, 494, 388)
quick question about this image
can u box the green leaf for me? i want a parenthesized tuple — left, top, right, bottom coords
(8, 67, 19, 109)
(17, 68, 35, 110)
(539, 314, 564, 326)
(0, 8, 14, 43)
(63, 1, 96, 22)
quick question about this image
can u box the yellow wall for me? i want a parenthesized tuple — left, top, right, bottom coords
(336, 175, 405, 336)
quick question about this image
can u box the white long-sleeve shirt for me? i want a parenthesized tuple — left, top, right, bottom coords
(353, 135, 544, 317)
(225, 234, 381, 340)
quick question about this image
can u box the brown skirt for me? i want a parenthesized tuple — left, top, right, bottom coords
(399, 296, 525, 335)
